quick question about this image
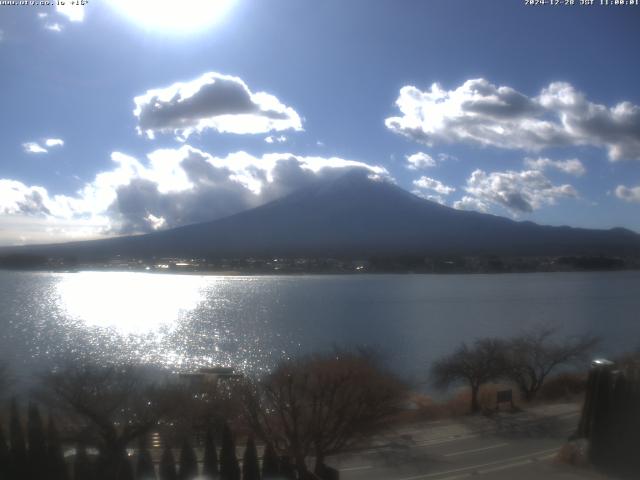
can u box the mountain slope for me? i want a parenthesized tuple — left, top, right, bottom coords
(3, 171, 640, 259)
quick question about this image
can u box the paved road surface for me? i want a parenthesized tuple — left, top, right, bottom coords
(329, 403, 609, 480)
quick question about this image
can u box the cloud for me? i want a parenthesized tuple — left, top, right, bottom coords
(386, 78, 640, 161)
(615, 185, 640, 203)
(459, 169, 578, 214)
(22, 142, 48, 154)
(412, 176, 455, 195)
(45, 23, 63, 32)
(411, 190, 446, 205)
(56, 4, 85, 22)
(45, 138, 65, 148)
(0, 180, 52, 216)
(524, 157, 585, 176)
(134, 72, 302, 139)
(22, 138, 64, 154)
(265, 135, 287, 144)
(453, 196, 490, 213)
(0, 146, 388, 243)
(406, 152, 436, 170)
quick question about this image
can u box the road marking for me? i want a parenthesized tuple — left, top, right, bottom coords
(443, 442, 509, 457)
(339, 465, 373, 472)
(415, 434, 480, 447)
(394, 447, 559, 480)
(477, 453, 555, 475)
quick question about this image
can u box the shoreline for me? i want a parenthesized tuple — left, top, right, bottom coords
(1, 266, 639, 276)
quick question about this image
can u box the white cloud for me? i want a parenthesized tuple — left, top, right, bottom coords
(22, 138, 64, 154)
(56, 4, 85, 22)
(524, 157, 585, 176)
(134, 72, 302, 139)
(459, 169, 578, 214)
(22, 142, 48, 154)
(406, 152, 436, 170)
(386, 78, 640, 161)
(265, 135, 287, 144)
(0, 146, 388, 243)
(412, 176, 455, 195)
(0, 180, 52, 216)
(411, 190, 446, 205)
(45, 23, 63, 32)
(453, 195, 490, 213)
(615, 185, 640, 203)
(45, 138, 65, 148)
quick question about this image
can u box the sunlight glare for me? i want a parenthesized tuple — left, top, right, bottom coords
(56, 272, 210, 334)
(108, 0, 236, 33)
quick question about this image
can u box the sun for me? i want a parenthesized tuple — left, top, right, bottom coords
(108, 0, 237, 33)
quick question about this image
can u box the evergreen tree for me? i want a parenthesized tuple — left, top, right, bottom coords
(0, 424, 9, 480)
(27, 403, 47, 480)
(46, 416, 68, 480)
(241, 437, 260, 480)
(260, 443, 279, 480)
(278, 456, 296, 480)
(136, 437, 157, 480)
(178, 438, 198, 480)
(73, 443, 92, 480)
(117, 449, 135, 480)
(159, 445, 177, 480)
(202, 428, 219, 479)
(9, 399, 27, 480)
(219, 424, 240, 480)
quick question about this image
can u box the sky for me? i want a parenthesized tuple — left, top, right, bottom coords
(0, 0, 639, 246)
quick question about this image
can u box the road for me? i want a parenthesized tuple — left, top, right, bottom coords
(329, 403, 609, 480)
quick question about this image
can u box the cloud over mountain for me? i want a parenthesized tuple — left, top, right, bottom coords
(386, 78, 640, 161)
(412, 176, 455, 195)
(0, 146, 388, 242)
(134, 72, 303, 139)
(457, 168, 578, 214)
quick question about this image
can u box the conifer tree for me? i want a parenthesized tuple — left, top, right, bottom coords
(202, 428, 219, 479)
(9, 399, 27, 479)
(117, 449, 135, 480)
(242, 437, 260, 480)
(27, 403, 47, 480)
(260, 443, 279, 480)
(220, 424, 240, 480)
(0, 424, 9, 480)
(178, 438, 198, 480)
(278, 456, 296, 480)
(74, 443, 92, 480)
(159, 445, 178, 480)
(46, 416, 68, 480)
(136, 436, 157, 480)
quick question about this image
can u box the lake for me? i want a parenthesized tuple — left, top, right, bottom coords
(1, 270, 639, 384)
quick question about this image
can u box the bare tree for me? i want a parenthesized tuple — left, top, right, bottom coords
(0, 361, 12, 400)
(431, 338, 508, 414)
(505, 328, 598, 401)
(240, 349, 407, 477)
(39, 364, 181, 479)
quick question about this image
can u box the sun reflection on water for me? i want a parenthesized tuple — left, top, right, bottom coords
(55, 271, 211, 335)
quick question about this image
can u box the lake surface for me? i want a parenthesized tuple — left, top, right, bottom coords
(1, 270, 639, 384)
